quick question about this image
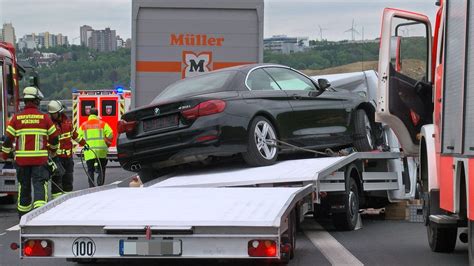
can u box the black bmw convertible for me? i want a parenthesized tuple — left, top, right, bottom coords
(117, 64, 378, 174)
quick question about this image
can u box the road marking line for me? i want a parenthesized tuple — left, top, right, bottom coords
(6, 224, 20, 231)
(303, 222, 363, 266)
(0, 232, 6, 236)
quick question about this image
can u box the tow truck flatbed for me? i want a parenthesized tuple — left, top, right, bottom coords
(151, 152, 401, 189)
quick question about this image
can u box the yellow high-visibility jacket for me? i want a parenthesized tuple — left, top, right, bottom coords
(78, 115, 113, 160)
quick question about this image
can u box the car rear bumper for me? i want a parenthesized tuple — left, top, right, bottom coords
(117, 114, 248, 171)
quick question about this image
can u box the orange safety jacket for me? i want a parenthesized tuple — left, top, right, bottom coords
(2, 103, 59, 166)
(54, 113, 86, 158)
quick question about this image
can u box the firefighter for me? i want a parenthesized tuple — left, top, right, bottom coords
(78, 107, 113, 187)
(47, 100, 87, 198)
(1, 87, 59, 217)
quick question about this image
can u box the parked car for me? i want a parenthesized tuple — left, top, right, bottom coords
(117, 64, 378, 175)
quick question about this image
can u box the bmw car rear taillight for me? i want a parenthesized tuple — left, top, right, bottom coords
(118, 120, 138, 134)
(23, 239, 53, 257)
(181, 100, 226, 120)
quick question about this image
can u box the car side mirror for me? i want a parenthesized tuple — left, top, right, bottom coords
(317, 78, 331, 91)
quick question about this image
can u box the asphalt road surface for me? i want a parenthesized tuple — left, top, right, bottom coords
(0, 160, 469, 265)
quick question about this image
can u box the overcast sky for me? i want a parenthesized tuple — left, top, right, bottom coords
(0, 0, 437, 43)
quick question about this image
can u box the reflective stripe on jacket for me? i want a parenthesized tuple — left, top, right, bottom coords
(2, 104, 59, 166)
(54, 113, 85, 158)
(78, 115, 113, 160)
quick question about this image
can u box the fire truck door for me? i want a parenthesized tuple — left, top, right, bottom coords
(377, 8, 433, 155)
(98, 96, 119, 147)
(78, 97, 98, 128)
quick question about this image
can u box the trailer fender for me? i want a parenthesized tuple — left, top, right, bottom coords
(420, 124, 438, 191)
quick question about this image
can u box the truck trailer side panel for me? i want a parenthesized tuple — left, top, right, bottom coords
(131, 0, 264, 107)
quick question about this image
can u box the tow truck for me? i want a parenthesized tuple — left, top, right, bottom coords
(14, 69, 419, 263)
(72, 88, 132, 160)
(376, 0, 474, 263)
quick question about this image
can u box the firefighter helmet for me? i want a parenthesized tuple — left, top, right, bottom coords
(23, 86, 44, 100)
(47, 100, 64, 114)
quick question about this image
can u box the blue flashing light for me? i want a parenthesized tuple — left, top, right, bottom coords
(72, 88, 78, 93)
(116, 87, 124, 94)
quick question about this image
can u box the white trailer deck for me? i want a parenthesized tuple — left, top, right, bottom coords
(150, 152, 401, 192)
(17, 151, 408, 263)
(22, 187, 309, 228)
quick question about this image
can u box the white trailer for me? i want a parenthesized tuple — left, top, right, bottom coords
(15, 148, 414, 264)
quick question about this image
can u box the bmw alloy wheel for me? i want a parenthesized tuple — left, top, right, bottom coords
(254, 120, 277, 160)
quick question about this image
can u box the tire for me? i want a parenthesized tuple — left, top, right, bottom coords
(353, 109, 375, 152)
(242, 116, 278, 167)
(427, 221, 457, 252)
(333, 177, 360, 231)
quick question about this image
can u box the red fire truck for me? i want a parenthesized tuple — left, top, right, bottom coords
(0, 42, 29, 202)
(72, 89, 132, 160)
(377, 0, 474, 262)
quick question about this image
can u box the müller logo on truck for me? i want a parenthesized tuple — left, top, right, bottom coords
(170, 33, 225, 47)
(182, 51, 212, 78)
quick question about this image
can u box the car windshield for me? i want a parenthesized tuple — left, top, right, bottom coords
(153, 70, 236, 102)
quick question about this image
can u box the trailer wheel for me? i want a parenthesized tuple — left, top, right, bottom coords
(243, 116, 278, 166)
(333, 177, 360, 231)
(353, 109, 375, 151)
(427, 221, 457, 252)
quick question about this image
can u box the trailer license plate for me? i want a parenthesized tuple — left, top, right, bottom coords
(143, 115, 179, 132)
(119, 239, 182, 256)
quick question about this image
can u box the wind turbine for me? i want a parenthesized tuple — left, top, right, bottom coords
(318, 25, 328, 41)
(344, 19, 360, 41)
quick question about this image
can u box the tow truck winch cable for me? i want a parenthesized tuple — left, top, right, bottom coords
(270, 139, 351, 157)
(47, 147, 104, 196)
(79, 147, 104, 187)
